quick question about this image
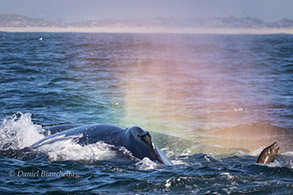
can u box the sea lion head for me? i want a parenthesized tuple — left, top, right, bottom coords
(127, 126, 173, 165)
(256, 141, 279, 164)
(270, 142, 280, 153)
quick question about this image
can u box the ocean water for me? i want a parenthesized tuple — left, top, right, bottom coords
(0, 32, 292, 194)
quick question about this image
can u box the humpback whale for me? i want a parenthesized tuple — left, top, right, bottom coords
(31, 124, 173, 166)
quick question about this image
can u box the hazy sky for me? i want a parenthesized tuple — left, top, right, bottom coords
(0, 0, 292, 22)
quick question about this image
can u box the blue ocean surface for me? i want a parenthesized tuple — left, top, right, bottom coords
(0, 32, 292, 194)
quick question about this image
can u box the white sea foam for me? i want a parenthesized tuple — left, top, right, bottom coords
(171, 159, 190, 166)
(220, 172, 234, 180)
(204, 154, 213, 162)
(135, 157, 158, 170)
(165, 177, 172, 188)
(0, 113, 118, 162)
(0, 113, 45, 149)
(281, 151, 293, 156)
(37, 139, 117, 162)
(266, 160, 282, 167)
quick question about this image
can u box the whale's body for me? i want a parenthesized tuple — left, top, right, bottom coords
(31, 124, 173, 165)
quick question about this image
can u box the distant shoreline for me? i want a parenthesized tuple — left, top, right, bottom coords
(1, 27, 293, 34)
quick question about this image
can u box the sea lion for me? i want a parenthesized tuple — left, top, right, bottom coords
(31, 124, 173, 166)
(256, 142, 279, 164)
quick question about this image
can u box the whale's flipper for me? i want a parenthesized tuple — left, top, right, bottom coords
(43, 124, 82, 136)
